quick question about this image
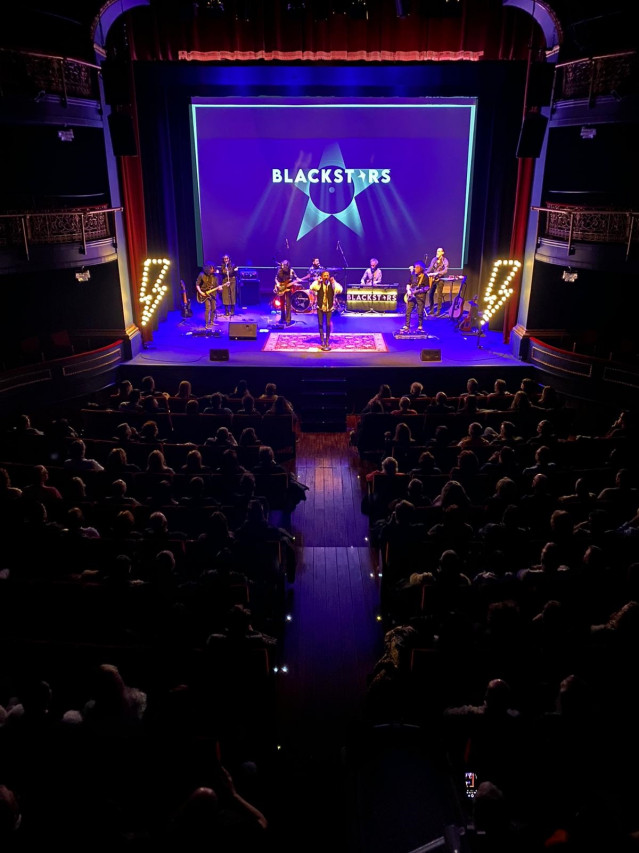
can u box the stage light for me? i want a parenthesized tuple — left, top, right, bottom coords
(562, 268, 578, 282)
(580, 126, 596, 139)
(140, 257, 171, 327)
(58, 128, 74, 142)
(349, 0, 369, 19)
(480, 259, 520, 326)
(200, 0, 225, 15)
(236, 0, 251, 21)
(75, 267, 90, 282)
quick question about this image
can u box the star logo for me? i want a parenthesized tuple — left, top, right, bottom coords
(296, 143, 383, 240)
(271, 143, 390, 241)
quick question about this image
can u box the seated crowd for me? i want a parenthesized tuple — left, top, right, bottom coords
(358, 376, 639, 849)
(0, 374, 309, 847)
(1, 370, 638, 849)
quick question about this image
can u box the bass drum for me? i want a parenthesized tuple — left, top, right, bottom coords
(291, 289, 314, 313)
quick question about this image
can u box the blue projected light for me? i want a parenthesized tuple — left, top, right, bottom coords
(191, 98, 476, 271)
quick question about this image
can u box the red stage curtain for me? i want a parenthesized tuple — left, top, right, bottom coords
(504, 156, 535, 342)
(127, 1, 537, 63)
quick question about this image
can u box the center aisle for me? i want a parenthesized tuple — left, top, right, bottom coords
(270, 432, 385, 851)
(279, 432, 383, 733)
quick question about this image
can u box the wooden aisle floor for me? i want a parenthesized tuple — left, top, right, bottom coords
(277, 432, 384, 739)
(266, 432, 386, 851)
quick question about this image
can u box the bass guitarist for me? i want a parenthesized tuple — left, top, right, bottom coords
(195, 262, 222, 329)
(273, 259, 299, 326)
(425, 247, 449, 316)
(400, 260, 429, 333)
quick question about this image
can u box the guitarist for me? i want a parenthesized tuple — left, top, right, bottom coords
(195, 262, 221, 329)
(425, 247, 449, 316)
(273, 259, 298, 326)
(400, 260, 429, 333)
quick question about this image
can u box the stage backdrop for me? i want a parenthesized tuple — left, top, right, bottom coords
(190, 97, 476, 275)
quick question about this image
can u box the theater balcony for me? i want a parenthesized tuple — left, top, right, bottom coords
(551, 50, 638, 126)
(0, 48, 102, 123)
(532, 199, 639, 274)
(0, 202, 120, 274)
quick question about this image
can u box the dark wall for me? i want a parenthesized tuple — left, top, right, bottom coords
(3, 125, 110, 206)
(543, 124, 639, 208)
(7, 260, 125, 344)
(526, 263, 610, 332)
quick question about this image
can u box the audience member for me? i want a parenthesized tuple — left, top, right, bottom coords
(390, 396, 417, 416)
(239, 427, 261, 446)
(227, 379, 251, 400)
(361, 384, 392, 414)
(457, 421, 490, 451)
(202, 392, 233, 415)
(485, 378, 513, 409)
(104, 446, 141, 475)
(63, 439, 104, 472)
(427, 391, 455, 413)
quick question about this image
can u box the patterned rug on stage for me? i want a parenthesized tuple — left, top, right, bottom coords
(263, 332, 387, 353)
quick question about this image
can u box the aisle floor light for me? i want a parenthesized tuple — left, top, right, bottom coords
(481, 259, 521, 326)
(140, 257, 170, 327)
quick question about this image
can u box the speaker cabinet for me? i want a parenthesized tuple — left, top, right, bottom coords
(101, 60, 132, 106)
(229, 322, 257, 340)
(516, 113, 548, 159)
(108, 112, 137, 157)
(209, 349, 230, 361)
(240, 280, 260, 305)
(420, 349, 441, 362)
(527, 63, 554, 107)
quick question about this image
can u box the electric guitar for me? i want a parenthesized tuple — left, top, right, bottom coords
(458, 298, 480, 333)
(274, 277, 303, 296)
(180, 280, 193, 318)
(196, 281, 230, 303)
(404, 277, 430, 303)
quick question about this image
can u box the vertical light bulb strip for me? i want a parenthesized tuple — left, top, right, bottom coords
(139, 257, 171, 327)
(480, 259, 520, 326)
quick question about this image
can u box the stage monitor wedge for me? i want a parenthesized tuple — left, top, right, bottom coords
(209, 349, 230, 361)
(420, 349, 442, 362)
(229, 322, 257, 340)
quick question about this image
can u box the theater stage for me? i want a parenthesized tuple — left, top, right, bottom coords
(133, 293, 522, 367)
(119, 295, 531, 410)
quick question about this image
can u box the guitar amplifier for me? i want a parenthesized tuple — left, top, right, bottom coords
(239, 269, 259, 279)
(346, 286, 397, 313)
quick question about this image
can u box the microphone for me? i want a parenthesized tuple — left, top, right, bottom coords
(285, 236, 290, 249)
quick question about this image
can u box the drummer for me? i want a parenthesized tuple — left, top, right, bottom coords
(360, 257, 382, 287)
(300, 257, 326, 285)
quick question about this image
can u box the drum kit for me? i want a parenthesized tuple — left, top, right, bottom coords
(271, 267, 345, 314)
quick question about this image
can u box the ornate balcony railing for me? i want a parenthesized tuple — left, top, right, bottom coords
(0, 206, 122, 259)
(554, 50, 637, 105)
(0, 48, 101, 103)
(532, 204, 639, 260)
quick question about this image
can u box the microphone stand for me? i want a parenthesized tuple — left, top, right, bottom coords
(336, 242, 348, 314)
